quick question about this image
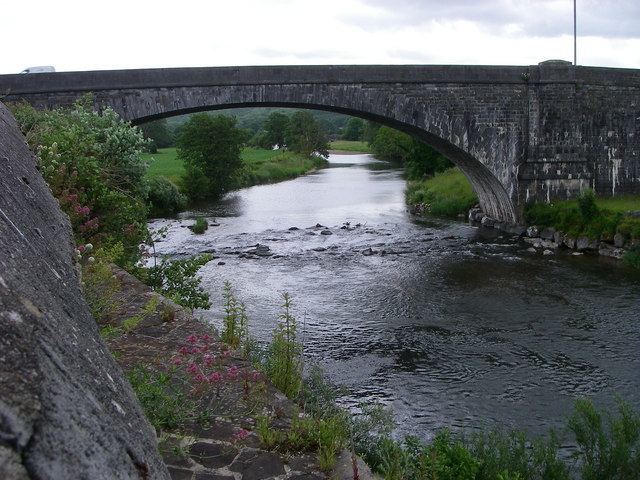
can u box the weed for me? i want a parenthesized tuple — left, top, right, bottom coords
(190, 217, 208, 234)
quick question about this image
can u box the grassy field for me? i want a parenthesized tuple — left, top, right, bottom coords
(328, 140, 370, 153)
(406, 167, 478, 217)
(142, 147, 326, 189)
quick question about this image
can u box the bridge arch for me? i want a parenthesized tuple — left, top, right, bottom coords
(121, 89, 520, 223)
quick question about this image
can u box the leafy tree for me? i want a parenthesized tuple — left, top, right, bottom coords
(263, 112, 290, 148)
(405, 140, 452, 180)
(342, 117, 365, 141)
(285, 111, 329, 158)
(139, 119, 173, 152)
(370, 126, 412, 162)
(363, 121, 381, 144)
(177, 113, 245, 200)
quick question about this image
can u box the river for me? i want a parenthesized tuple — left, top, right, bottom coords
(149, 153, 640, 442)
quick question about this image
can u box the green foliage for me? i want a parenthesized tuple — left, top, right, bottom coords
(624, 245, 640, 269)
(342, 117, 365, 141)
(266, 293, 303, 398)
(285, 111, 330, 158)
(177, 113, 245, 200)
(328, 140, 371, 153)
(147, 177, 187, 217)
(10, 98, 150, 265)
(139, 119, 173, 151)
(406, 168, 478, 217)
(569, 398, 640, 480)
(145, 254, 213, 310)
(221, 281, 249, 350)
(82, 244, 123, 322)
(370, 126, 412, 162)
(405, 140, 452, 180)
(363, 121, 381, 144)
(190, 217, 208, 234)
(525, 193, 640, 246)
(261, 112, 290, 148)
(578, 189, 599, 221)
(127, 366, 189, 431)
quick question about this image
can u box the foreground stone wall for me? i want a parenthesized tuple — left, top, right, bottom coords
(0, 103, 168, 479)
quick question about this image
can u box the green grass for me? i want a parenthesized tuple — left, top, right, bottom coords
(328, 140, 370, 153)
(142, 148, 184, 184)
(524, 193, 640, 242)
(142, 147, 326, 190)
(406, 167, 478, 217)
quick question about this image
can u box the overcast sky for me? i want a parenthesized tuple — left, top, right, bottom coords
(1, 0, 638, 74)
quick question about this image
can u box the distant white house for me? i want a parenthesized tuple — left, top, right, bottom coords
(20, 66, 55, 74)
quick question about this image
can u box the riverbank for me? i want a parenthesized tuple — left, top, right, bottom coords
(143, 147, 327, 190)
(99, 265, 377, 479)
(327, 140, 370, 154)
(406, 167, 478, 217)
(468, 194, 640, 266)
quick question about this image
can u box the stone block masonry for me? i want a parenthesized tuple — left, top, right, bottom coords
(0, 102, 169, 479)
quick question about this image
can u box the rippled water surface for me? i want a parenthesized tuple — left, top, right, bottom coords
(150, 153, 640, 440)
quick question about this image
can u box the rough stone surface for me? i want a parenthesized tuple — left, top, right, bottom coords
(540, 227, 556, 241)
(6, 64, 639, 222)
(614, 233, 627, 248)
(0, 102, 169, 478)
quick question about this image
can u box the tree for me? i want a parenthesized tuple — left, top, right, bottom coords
(177, 114, 245, 201)
(405, 140, 452, 180)
(263, 112, 290, 148)
(139, 119, 173, 152)
(363, 121, 381, 144)
(370, 126, 412, 162)
(342, 117, 365, 141)
(285, 111, 329, 158)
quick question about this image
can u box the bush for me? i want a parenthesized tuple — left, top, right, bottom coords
(221, 281, 249, 350)
(147, 177, 187, 217)
(569, 398, 640, 479)
(624, 245, 640, 268)
(10, 97, 151, 265)
(144, 254, 213, 310)
(190, 217, 208, 234)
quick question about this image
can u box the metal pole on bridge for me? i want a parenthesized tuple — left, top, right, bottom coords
(574, 0, 577, 65)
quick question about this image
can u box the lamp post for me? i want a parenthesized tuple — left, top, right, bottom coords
(574, 0, 577, 65)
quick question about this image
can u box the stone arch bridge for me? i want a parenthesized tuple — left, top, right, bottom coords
(1, 62, 639, 223)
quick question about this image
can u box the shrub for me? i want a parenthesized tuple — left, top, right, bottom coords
(624, 245, 640, 269)
(578, 189, 599, 221)
(81, 243, 123, 322)
(147, 177, 187, 217)
(406, 168, 477, 217)
(190, 217, 208, 234)
(10, 98, 151, 265)
(569, 398, 640, 479)
(144, 254, 213, 310)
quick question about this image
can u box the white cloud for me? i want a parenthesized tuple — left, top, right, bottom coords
(0, 0, 638, 74)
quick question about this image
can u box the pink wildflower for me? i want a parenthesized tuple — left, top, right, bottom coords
(208, 372, 222, 383)
(226, 366, 240, 379)
(251, 371, 260, 382)
(178, 346, 189, 356)
(187, 334, 199, 344)
(190, 346, 200, 354)
(233, 429, 250, 441)
(201, 334, 211, 341)
(222, 349, 232, 358)
(203, 354, 214, 366)
(171, 357, 183, 365)
(194, 373, 206, 383)
(186, 363, 198, 374)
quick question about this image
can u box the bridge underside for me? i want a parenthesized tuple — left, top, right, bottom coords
(1, 64, 639, 223)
